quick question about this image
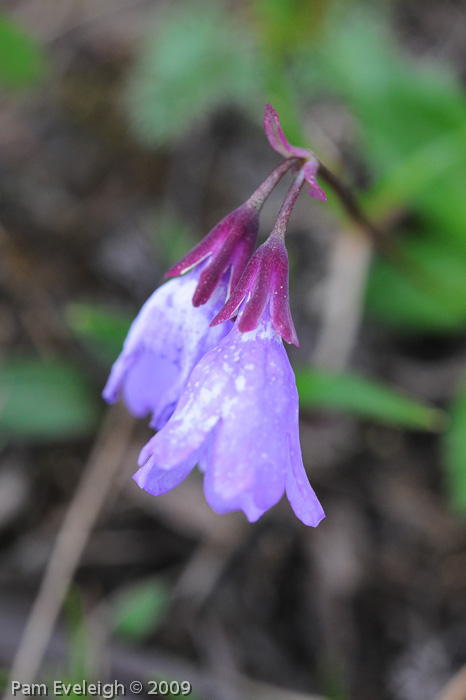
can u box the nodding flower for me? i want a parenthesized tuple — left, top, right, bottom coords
(103, 103, 327, 525)
(134, 307, 325, 527)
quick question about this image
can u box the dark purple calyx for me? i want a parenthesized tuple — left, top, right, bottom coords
(211, 167, 307, 346)
(165, 159, 296, 307)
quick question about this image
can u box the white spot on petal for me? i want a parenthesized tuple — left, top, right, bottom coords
(235, 375, 246, 392)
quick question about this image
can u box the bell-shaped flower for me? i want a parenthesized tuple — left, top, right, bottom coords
(133, 310, 325, 527)
(264, 103, 326, 202)
(102, 265, 232, 430)
(165, 160, 294, 307)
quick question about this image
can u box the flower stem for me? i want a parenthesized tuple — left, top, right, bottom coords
(270, 165, 306, 240)
(247, 158, 298, 211)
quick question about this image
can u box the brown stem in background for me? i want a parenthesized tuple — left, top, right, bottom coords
(318, 163, 399, 256)
(317, 162, 455, 311)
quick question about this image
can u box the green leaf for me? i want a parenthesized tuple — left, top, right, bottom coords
(366, 235, 466, 332)
(66, 303, 131, 361)
(0, 12, 46, 87)
(295, 7, 466, 236)
(112, 578, 170, 642)
(364, 121, 466, 224)
(0, 357, 100, 441)
(310, 9, 466, 166)
(253, 0, 331, 53)
(127, 2, 262, 146)
(0, 668, 8, 692)
(295, 369, 445, 431)
(63, 587, 90, 682)
(444, 377, 466, 514)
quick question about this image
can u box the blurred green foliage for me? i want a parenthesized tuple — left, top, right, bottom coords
(0, 358, 100, 442)
(253, 0, 330, 52)
(302, 9, 466, 330)
(66, 304, 132, 364)
(296, 368, 445, 431)
(127, 2, 261, 146)
(0, 12, 46, 88)
(111, 577, 171, 642)
(63, 588, 92, 684)
(445, 377, 466, 513)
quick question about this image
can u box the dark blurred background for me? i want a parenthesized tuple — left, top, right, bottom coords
(1, 1, 466, 699)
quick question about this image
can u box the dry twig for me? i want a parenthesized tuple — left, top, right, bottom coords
(5, 404, 135, 699)
(433, 665, 466, 700)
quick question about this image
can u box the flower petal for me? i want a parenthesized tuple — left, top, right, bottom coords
(121, 351, 178, 427)
(133, 452, 197, 496)
(285, 432, 325, 527)
(103, 267, 231, 427)
(204, 320, 290, 513)
(204, 474, 265, 522)
(136, 310, 323, 526)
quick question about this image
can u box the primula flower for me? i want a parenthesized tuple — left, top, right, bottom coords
(104, 103, 328, 527)
(165, 159, 294, 307)
(133, 310, 325, 526)
(102, 265, 232, 430)
(264, 103, 326, 202)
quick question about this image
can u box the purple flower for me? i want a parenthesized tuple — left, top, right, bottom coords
(133, 311, 325, 527)
(264, 103, 326, 202)
(102, 265, 232, 429)
(165, 159, 294, 307)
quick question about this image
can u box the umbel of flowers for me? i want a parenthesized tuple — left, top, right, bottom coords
(103, 105, 326, 527)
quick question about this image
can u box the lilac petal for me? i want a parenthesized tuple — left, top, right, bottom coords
(198, 421, 263, 521)
(285, 433, 325, 527)
(136, 311, 324, 526)
(203, 320, 290, 513)
(137, 350, 227, 470)
(264, 103, 310, 160)
(133, 453, 196, 496)
(208, 412, 286, 511)
(102, 353, 133, 405)
(121, 351, 178, 427)
(204, 475, 265, 522)
(103, 267, 231, 428)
